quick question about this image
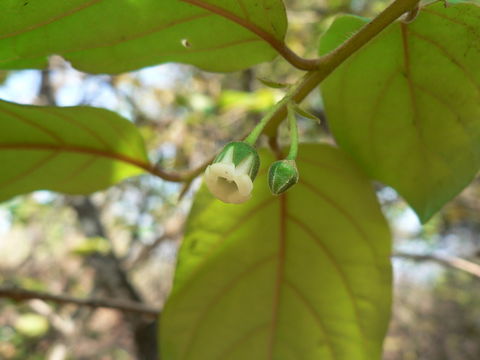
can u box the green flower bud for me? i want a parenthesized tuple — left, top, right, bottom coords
(268, 160, 299, 195)
(204, 142, 260, 204)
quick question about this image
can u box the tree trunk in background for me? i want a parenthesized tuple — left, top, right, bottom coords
(38, 67, 159, 360)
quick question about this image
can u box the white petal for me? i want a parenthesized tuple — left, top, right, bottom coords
(204, 163, 236, 203)
(232, 174, 253, 196)
(204, 163, 253, 204)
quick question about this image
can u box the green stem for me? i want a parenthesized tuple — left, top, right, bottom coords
(286, 103, 298, 160)
(263, 0, 420, 136)
(244, 81, 300, 146)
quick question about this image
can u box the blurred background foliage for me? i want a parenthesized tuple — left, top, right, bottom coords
(1, 0, 480, 359)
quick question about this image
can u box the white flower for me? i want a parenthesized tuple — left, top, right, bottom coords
(204, 142, 260, 204)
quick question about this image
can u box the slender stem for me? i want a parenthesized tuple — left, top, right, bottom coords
(286, 103, 298, 160)
(263, 0, 420, 136)
(244, 80, 301, 146)
(151, 154, 213, 182)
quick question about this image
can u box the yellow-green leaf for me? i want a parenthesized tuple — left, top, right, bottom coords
(320, 1, 480, 222)
(15, 313, 49, 337)
(161, 144, 392, 360)
(0, 100, 149, 202)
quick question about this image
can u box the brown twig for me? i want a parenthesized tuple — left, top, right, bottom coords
(0, 287, 161, 319)
(393, 251, 480, 278)
(176, 155, 214, 200)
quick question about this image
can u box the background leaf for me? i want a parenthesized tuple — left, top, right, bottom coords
(319, 1, 480, 222)
(0, 0, 287, 73)
(161, 144, 392, 360)
(0, 99, 149, 202)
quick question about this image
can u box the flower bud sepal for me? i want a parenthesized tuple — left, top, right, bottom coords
(268, 159, 299, 195)
(204, 142, 260, 204)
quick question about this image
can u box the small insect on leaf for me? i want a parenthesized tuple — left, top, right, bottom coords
(181, 39, 192, 48)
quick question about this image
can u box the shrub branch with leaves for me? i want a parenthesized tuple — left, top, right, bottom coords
(2, 0, 480, 358)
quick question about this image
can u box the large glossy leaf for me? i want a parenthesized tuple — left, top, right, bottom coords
(161, 144, 392, 360)
(0, 0, 287, 73)
(319, 1, 480, 222)
(0, 99, 149, 202)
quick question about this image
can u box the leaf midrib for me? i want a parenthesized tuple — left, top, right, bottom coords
(267, 194, 286, 359)
(0, 143, 151, 172)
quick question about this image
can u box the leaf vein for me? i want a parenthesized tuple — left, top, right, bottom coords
(0, 0, 105, 40)
(410, 81, 469, 132)
(93, 111, 143, 159)
(421, 7, 480, 30)
(287, 214, 367, 357)
(213, 323, 269, 360)
(267, 194, 287, 359)
(54, 155, 98, 188)
(180, 255, 277, 360)
(0, 150, 60, 189)
(408, 28, 480, 95)
(35, 107, 112, 150)
(235, 0, 250, 20)
(179, 0, 286, 54)
(51, 13, 213, 56)
(284, 278, 336, 360)
(215, 196, 276, 240)
(297, 179, 378, 262)
(0, 106, 64, 144)
(400, 23, 455, 179)
(0, 143, 149, 175)
(367, 70, 399, 164)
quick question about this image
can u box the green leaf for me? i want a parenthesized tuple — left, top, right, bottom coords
(15, 313, 49, 337)
(0, 99, 149, 202)
(319, 1, 480, 222)
(0, 0, 287, 73)
(292, 102, 322, 123)
(161, 143, 392, 360)
(257, 77, 290, 89)
(219, 88, 279, 112)
(71, 236, 111, 256)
